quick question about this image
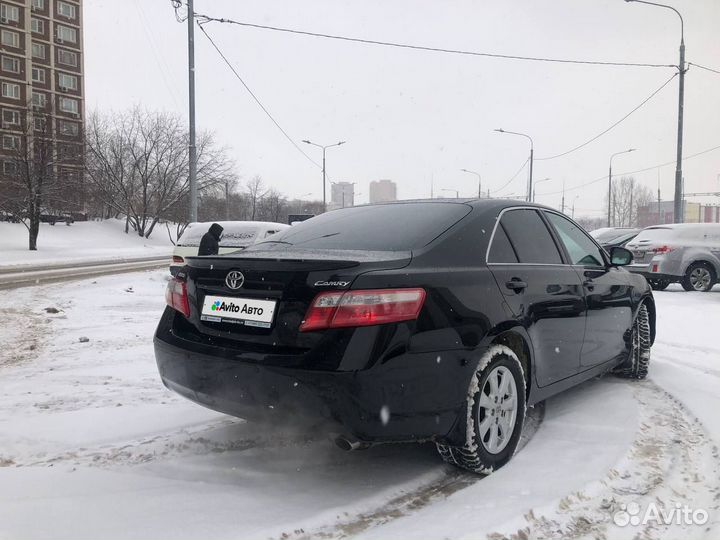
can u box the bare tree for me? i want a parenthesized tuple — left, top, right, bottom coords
(0, 106, 83, 250)
(245, 175, 266, 221)
(258, 188, 286, 222)
(606, 176, 653, 227)
(84, 107, 236, 238)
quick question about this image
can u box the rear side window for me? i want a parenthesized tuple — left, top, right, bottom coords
(487, 223, 518, 263)
(499, 209, 562, 264)
(259, 202, 472, 251)
(545, 212, 605, 267)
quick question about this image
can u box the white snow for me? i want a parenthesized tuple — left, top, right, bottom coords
(0, 219, 173, 269)
(0, 276, 718, 539)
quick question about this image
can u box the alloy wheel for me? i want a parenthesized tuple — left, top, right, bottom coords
(689, 267, 712, 291)
(477, 365, 518, 454)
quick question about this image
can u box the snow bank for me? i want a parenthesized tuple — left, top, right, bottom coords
(0, 219, 173, 269)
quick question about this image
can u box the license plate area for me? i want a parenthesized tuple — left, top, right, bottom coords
(200, 295, 277, 329)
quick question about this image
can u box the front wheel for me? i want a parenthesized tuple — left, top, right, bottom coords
(436, 346, 526, 474)
(614, 303, 651, 379)
(681, 262, 716, 292)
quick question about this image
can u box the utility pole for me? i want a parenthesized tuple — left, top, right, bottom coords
(225, 180, 230, 220)
(494, 129, 533, 202)
(187, 0, 197, 222)
(625, 1, 685, 223)
(561, 181, 565, 214)
(629, 178, 635, 227)
(676, 28, 686, 223)
(302, 140, 346, 213)
(461, 169, 482, 199)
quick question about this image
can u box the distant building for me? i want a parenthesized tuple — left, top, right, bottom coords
(330, 181, 355, 209)
(637, 201, 720, 227)
(369, 179, 397, 203)
(0, 0, 84, 205)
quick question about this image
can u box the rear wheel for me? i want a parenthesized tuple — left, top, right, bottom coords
(681, 262, 716, 292)
(647, 279, 670, 291)
(436, 346, 526, 474)
(614, 303, 651, 379)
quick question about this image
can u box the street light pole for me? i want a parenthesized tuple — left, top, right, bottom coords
(187, 0, 197, 222)
(302, 140, 346, 213)
(608, 148, 636, 227)
(494, 129, 534, 201)
(532, 177, 551, 203)
(460, 169, 482, 198)
(625, 0, 685, 223)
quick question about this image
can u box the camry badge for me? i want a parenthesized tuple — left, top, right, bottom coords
(225, 270, 245, 290)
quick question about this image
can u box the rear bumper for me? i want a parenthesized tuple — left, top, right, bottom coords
(154, 311, 473, 445)
(626, 259, 682, 281)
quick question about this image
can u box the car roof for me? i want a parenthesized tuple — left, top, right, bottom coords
(644, 223, 720, 230)
(353, 198, 555, 213)
(186, 220, 289, 229)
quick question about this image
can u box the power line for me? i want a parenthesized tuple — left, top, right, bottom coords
(196, 23, 321, 170)
(491, 157, 530, 195)
(536, 73, 678, 161)
(539, 143, 720, 196)
(688, 62, 720, 75)
(195, 15, 676, 70)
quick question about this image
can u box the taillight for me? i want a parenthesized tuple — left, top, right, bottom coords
(300, 288, 426, 332)
(165, 277, 190, 318)
(172, 255, 185, 264)
(652, 245, 673, 255)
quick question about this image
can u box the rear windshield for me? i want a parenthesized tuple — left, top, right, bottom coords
(631, 227, 677, 243)
(257, 202, 472, 251)
(632, 226, 720, 243)
(179, 224, 263, 248)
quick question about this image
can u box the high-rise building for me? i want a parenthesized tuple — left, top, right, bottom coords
(330, 181, 355, 209)
(369, 179, 397, 203)
(0, 0, 84, 204)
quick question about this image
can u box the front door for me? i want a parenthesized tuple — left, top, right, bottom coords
(544, 211, 633, 368)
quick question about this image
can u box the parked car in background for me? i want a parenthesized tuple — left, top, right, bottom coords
(170, 221, 290, 275)
(155, 200, 654, 474)
(625, 223, 720, 291)
(590, 227, 641, 248)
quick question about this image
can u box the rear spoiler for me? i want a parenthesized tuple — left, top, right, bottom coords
(185, 248, 412, 273)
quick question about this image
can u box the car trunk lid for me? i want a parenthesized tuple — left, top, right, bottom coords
(179, 247, 412, 353)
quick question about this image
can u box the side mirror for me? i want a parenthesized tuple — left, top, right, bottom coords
(609, 246, 633, 266)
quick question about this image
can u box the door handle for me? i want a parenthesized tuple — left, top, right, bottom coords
(583, 279, 595, 291)
(505, 278, 527, 293)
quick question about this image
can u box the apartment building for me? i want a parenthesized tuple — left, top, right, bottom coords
(0, 0, 83, 194)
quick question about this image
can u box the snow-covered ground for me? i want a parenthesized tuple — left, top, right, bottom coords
(0, 220, 173, 269)
(0, 275, 718, 539)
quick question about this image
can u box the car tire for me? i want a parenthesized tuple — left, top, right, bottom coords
(613, 303, 651, 380)
(681, 262, 716, 292)
(648, 279, 670, 291)
(436, 345, 526, 474)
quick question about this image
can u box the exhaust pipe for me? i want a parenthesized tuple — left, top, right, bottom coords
(332, 434, 369, 451)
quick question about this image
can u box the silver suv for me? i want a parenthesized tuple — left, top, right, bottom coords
(625, 223, 720, 291)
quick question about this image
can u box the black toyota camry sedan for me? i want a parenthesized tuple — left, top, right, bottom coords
(154, 199, 655, 474)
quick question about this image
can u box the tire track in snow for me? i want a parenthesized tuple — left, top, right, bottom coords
(488, 380, 720, 540)
(282, 380, 720, 540)
(276, 402, 546, 540)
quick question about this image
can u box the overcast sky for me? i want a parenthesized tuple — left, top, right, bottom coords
(84, 0, 720, 217)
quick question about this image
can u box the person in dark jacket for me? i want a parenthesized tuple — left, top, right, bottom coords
(197, 223, 223, 256)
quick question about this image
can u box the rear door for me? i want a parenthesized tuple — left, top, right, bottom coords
(487, 208, 586, 387)
(544, 211, 633, 368)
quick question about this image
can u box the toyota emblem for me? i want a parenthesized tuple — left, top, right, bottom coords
(225, 270, 245, 290)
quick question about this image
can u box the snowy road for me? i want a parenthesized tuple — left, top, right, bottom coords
(0, 271, 718, 539)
